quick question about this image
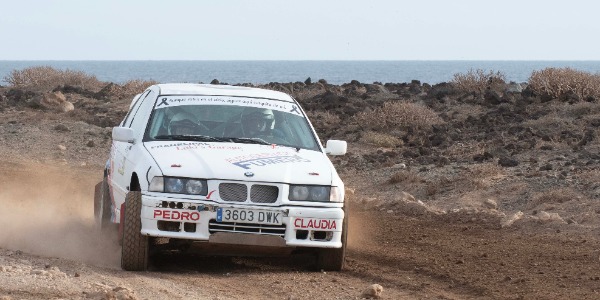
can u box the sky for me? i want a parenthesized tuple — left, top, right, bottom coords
(1, 0, 599, 60)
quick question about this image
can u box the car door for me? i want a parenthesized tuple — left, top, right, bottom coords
(110, 89, 153, 212)
(120, 88, 159, 190)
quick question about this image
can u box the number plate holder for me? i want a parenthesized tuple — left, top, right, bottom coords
(216, 207, 283, 225)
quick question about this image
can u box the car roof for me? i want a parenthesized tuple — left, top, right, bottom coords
(156, 83, 294, 102)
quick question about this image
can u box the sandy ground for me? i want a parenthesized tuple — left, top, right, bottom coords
(2, 80, 600, 299)
(1, 160, 600, 300)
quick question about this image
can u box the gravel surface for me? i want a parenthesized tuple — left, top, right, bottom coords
(2, 81, 600, 299)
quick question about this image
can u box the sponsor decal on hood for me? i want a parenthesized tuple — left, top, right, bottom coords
(145, 142, 332, 185)
(225, 152, 311, 170)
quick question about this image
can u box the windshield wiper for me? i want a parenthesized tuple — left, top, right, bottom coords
(153, 135, 227, 142)
(224, 137, 272, 145)
(154, 135, 275, 146)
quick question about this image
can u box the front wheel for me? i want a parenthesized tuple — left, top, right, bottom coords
(316, 207, 348, 271)
(121, 191, 149, 271)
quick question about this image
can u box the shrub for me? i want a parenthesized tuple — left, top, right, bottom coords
(468, 163, 504, 178)
(464, 163, 504, 190)
(121, 79, 159, 95)
(95, 79, 159, 100)
(388, 170, 424, 184)
(452, 69, 506, 95)
(354, 101, 443, 131)
(4, 66, 102, 91)
(307, 111, 341, 127)
(528, 67, 600, 101)
(360, 131, 403, 147)
(527, 188, 578, 209)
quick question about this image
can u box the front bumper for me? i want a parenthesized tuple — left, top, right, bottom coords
(139, 194, 344, 248)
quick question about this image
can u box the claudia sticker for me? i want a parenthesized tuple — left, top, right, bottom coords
(293, 218, 338, 230)
(226, 152, 311, 169)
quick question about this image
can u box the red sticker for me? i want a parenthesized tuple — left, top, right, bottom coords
(153, 209, 200, 221)
(294, 218, 337, 230)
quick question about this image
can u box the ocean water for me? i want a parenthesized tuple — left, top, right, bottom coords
(1, 60, 600, 86)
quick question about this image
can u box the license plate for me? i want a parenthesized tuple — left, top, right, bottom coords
(217, 208, 282, 225)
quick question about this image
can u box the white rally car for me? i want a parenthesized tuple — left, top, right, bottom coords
(94, 83, 348, 271)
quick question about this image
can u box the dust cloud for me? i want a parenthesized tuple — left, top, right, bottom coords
(346, 204, 375, 250)
(0, 161, 120, 267)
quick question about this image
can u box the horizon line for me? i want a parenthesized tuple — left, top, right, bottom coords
(2, 59, 600, 62)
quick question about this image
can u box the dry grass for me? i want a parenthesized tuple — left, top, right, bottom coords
(463, 163, 505, 190)
(447, 104, 486, 122)
(98, 79, 159, 100)
(558, 102, 600, 118)
(425, 175, 457, 197)
(573, 169, 600, 187)
(122, 79, 158, 94)
(535, 140, 567, 151)
(523, 111, 573, 135)
(388, 170, 424, 184)
(354, 101, 444, 131)
(424, 163, 504, 197)
(528, 67, 600, 101)
(4, 66, 102, 91)
(307, 111, 341, 127)
(443, 141, 488, 158)
(527, 188, 579, 209)
(360, 131, 403, 147)
(468, 163, 504, 178)
(452, 69, 506, 95)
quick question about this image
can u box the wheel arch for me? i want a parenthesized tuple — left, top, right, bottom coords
(130, 173, 141, 191)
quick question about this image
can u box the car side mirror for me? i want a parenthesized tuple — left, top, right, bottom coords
(113, 127, 135, 143)
(325, 140, 347, 155)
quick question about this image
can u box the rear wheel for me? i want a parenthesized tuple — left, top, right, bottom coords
(95, 178, 112, 231)
(121, 191, 149, 271)
(316, 207, 348, 271)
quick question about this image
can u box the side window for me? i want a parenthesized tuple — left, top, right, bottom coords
(122, 90, 150, 127)
(129, 89, 158, 134)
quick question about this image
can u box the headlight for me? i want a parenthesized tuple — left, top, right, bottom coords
(149, 176, 208, 196)
(290, 186, 310, 200)
(165, 178, 184, 193)
(289, 185, 331, 202)
(186, 179, 205, 195)
(149, 176, 164, 192)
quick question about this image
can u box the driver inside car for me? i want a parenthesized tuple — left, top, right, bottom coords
(168, 112, 202, 135)
(241, 108, 276, 137)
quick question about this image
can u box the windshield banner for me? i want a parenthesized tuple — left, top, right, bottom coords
(154, 96, 302, 115)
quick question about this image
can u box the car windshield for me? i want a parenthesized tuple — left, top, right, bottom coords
(145, 95, 320, 151)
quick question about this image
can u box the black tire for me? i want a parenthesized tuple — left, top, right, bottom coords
(121, 191, 149, 271)
(316, 206, 348, 271)
(95, 178, 112, 231)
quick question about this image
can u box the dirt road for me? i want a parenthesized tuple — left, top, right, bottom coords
(1, 161, 599, 300)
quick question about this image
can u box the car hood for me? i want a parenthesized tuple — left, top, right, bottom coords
(144, 141, 333, 185)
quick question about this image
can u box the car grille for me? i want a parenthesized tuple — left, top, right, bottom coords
(218, 183, 279, 203)
(250, 185, 279, 203)
(208, 220, 286, 237)
(219, 183, 247, 202)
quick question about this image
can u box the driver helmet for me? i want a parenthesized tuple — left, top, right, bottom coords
(241, 108, 275, 136)
(168, 112, 199, 135)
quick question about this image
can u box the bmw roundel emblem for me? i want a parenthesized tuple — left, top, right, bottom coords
(244, 172, 254, 177)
